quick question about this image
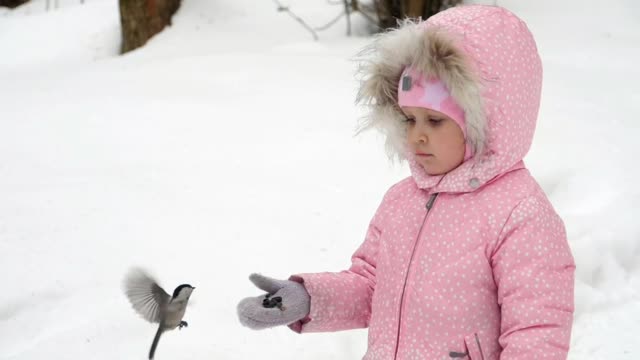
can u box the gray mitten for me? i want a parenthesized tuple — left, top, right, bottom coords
(237, 273, 310, 330)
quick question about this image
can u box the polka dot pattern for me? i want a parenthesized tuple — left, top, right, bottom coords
(289, 5, 575, 360)
(293, 169, 574, 359)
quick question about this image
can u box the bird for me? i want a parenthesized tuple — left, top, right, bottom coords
(123, 268, 195, 360)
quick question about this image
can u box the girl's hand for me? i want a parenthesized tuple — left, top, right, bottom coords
(237, 273, 310, 330)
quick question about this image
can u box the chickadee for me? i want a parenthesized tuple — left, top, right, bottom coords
(123, 268, 195, 360)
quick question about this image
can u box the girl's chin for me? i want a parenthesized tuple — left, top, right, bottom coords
(419, 160, 464, 176)
(424, 169, 445, 176)
(416, 158, 453, 176)
(419, 163, 443, 176)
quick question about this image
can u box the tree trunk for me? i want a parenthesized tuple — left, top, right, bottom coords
(405, 0, 425, 19)
(375, 0, 404, 30)
(424, 0, 461, 18)
(119, 0, 182, 54)
(0, 0, 30, 8)
(372, 0, 463, 30)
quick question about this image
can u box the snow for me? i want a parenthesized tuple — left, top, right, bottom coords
(0, 0, 638, 359)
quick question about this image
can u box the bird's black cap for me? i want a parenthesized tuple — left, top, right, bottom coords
(172, 284, 195, 298)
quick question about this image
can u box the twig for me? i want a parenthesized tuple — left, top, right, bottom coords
(313, 10, 345, 31)
(273, 0, 319, 41)
(353, 2, 382, 29)
(343, 0, 351, 36)
(358, 8, 381, 28)
(274, 0, 380, 40)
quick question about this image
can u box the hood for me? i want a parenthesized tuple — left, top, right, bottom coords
(356, 5, 542, 193)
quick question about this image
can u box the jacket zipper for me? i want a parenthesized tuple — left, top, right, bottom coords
(475, 333, 485, 360)
(393, 192, 439, 359)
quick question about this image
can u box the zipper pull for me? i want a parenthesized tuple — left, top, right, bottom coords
(426, 193, 438, 211)
(449, 351, 468, 358)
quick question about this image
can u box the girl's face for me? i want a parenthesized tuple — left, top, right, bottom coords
(402, 106, 466, 175)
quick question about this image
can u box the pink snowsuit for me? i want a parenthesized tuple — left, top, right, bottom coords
(289, 5, 575, 360)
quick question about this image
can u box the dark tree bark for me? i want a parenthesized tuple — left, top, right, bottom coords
(0, 0, 30, 8)
(119, 0, 182, 54)
(422, 0, 461, 18)
(368, 0, 462, 30)
(374, 0, 404, 30)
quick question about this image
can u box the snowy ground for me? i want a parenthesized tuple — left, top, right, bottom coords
(1, 0, 639, 359)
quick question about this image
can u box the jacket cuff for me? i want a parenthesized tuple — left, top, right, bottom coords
(287, 274, 311, 333)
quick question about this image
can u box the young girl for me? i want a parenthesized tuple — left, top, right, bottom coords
(237, 5, 575, 359)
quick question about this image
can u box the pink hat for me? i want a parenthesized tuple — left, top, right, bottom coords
(398, 66, 472, 160)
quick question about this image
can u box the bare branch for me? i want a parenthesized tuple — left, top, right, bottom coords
(357, 8, 381, 29)
(313, 10, 345, 31)
(274, 0, 381, 40)
(343, 0, 351, 36)
(273, 0, 319, 41)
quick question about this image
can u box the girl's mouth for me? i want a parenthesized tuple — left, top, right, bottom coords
(416, 152, 433, 157)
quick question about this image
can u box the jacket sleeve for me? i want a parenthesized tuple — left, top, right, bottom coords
(492, 195, 575, 359)
(287, 189, 390, 333)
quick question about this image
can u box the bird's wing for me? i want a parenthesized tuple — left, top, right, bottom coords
(123, 268, 170, 323)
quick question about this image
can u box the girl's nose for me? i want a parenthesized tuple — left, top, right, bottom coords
(409, 128, 428, 145)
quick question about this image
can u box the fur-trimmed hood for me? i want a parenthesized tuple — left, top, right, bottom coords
(357, 5, 543, 193)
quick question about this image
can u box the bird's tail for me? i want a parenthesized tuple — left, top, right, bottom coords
(149, 326, 164, 360)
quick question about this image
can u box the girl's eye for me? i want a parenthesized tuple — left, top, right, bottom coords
(403, 117, 415, 124)
(429, 118, 443, 125)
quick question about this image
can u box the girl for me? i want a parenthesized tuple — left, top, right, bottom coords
(237, 5, 575, 359)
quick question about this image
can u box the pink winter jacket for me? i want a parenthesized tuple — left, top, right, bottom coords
(289, 5, 575, 360)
